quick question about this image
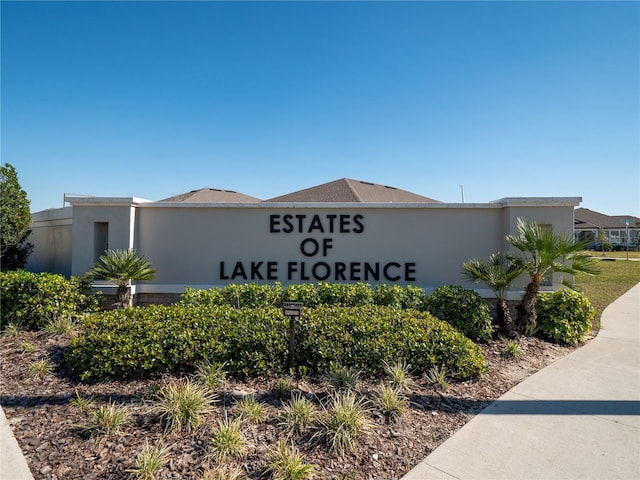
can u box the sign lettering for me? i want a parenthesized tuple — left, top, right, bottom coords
(219, 213, 417, 283)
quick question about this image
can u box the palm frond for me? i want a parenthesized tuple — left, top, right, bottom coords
(88, 249, 156, 283)
(462, 252, 527, 300)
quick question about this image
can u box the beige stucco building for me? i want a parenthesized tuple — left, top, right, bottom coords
(27, 178, 582, 304)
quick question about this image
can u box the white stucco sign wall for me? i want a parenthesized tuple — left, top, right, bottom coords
(28, 196, 580, 301)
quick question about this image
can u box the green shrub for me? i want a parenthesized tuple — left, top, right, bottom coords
(536, 289, 594, 345)
(179, 283, 283, 308)
(1, 271, 100, 330)
(316, 282, 372, 306)
(180, 282, 426, 311)
(222, 282, 283, 308)
(65, 304, 487, 382)
(372, 284, 427, 310)
(282, 283, 320, 307)
(372, 284, 405, 308)
(179, 287, 225, 307)
(65, 304, 289, 381)
(402, 285, 428, 310)
(297, 306, 487, 380)
(424, 285, 492, 341)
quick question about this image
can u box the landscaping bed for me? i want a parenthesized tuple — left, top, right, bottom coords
(1, 331, 573, 480)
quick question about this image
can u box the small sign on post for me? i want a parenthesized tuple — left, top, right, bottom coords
(282, 302, 304, 370)
(283, 302, 303, 317)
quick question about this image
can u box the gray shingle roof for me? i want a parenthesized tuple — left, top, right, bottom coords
(574, 208, 640, 229)
(159, 188, 262, 203)
(264, 178, 440, 203)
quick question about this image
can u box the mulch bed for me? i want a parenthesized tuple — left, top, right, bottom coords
(0, 331, 574, 479)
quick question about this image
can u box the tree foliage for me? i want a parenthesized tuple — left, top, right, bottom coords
(462, 252, 527, 336)
(88, 249, 156, 308)
(506, 217, 599, 332)
(0, 163, 33, 270)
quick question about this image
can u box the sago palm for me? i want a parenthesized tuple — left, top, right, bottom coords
(88, 249, 156, 308)
(462, 252, 526, 336)
(506, 218, 599, 333)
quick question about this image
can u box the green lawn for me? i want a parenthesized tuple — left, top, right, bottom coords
(584, 250, 640, 259)
(576, 258, 640, 330)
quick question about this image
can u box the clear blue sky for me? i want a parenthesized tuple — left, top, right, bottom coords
(2, 1, 638, 216)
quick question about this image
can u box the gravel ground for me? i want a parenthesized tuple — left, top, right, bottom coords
(0, 331, 574, 479)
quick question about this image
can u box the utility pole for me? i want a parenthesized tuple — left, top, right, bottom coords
(459, 185, 465, 203)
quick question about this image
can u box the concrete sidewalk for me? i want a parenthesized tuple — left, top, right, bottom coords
(403, 283, 640, 480)
(0, 406, 34, 480)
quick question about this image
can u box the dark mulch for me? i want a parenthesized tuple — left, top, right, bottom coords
(0, 331, 574, 479)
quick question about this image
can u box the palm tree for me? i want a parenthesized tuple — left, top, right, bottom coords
(462, 252, 526, 336)
(88, 249, 156, 308)
(597, 228, 608, 256)
(506, 218, 599, 333)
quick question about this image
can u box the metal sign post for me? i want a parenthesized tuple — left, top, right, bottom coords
(282, 302, 303, 370)
(621, 219, 634, 260)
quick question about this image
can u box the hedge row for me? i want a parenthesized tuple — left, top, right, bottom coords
(0, 270, 101, 330)
(64, 304, 488, 382)
(178, 282, 428, 310)
(179, 282, 492, 341)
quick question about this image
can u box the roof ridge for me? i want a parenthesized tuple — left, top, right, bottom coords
(343, 178, 363, 201)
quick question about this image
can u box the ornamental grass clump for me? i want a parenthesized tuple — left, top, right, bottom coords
(70, 391, 96, 411)
(83, 401, 131, 436)
(278, 394, 317, 436)
(129, 439, 170, 480)
(202, 464, 246, 480)
(195, 359, 227, 389)
(2, 322, 24, 338)
(271, 376, 295, 400)
(502, 338, 525, 360)
(19, 341, 38, 353)
(235, 395, 268, 425)
(374, 384, 408, 423)
(42, 315, 77, 336)
(328, 366, 360, 392)
(383, 359, 413, 391)
(266, 440, 316, 480)
(27, 359, 54, 379)
(425, 365, 450, 389)
(312, 391, 372, 456)
(207, 417, 247, 463)
(151, 379, 215, 432)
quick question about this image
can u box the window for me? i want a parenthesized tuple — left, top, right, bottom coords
(94, 222, 109, 261)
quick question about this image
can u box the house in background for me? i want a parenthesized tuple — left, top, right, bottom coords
(574, 208, 640, 250)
